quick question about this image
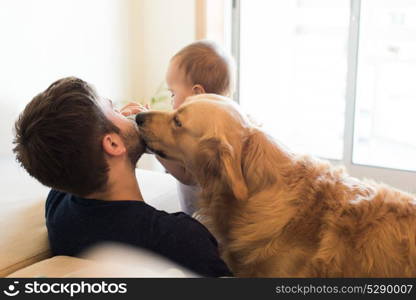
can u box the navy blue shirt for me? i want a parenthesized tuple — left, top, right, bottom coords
(45, 190, 232, 277)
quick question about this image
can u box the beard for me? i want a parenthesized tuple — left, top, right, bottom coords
(121, 123, 145, 168)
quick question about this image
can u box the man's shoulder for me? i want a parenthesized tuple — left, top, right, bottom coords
(152, 212, 230, 277)
(155, 211, 217, 245)
(45, 189, 66, 214)
(45, 189, 209, 237)
(47, 189, 63, 200)
(45, 189, 153, 217)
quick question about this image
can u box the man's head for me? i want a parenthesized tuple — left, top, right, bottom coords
(166, 40, 235, 109)
(13, 77, 144, 197)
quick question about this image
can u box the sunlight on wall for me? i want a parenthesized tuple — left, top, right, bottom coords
(133, 0, 196, 102)
(0, 0, 196, 161)
(0, 0, 135, 157)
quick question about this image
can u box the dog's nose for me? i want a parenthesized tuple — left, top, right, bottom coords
(135, 113, 147, 127)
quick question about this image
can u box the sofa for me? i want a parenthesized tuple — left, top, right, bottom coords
(0, 156, 186, 277)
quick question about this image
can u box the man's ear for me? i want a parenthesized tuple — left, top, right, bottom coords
(102, 133, 126, 156)
(192, 84, 206, 95)
(195, 137, 248, 201)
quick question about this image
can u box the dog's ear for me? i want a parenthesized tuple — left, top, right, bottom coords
(195, 137, 248, 201)
(221, 140, 249, 201)
(193, 138, 221, 191)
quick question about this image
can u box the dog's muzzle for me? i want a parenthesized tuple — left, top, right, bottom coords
(135, 112, 148, 127)
(135, 112, 168, 159)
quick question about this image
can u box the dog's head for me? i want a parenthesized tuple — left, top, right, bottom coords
(136, 94, 251, 200)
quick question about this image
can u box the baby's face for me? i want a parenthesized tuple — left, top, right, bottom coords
(166, 59, 195, 109)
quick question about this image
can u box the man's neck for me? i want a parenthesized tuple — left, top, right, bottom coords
(87, 167, 144, 202)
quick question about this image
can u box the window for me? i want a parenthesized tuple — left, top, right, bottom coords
(238, 0, 350, 160)
(353, 0, 416, 172)
(232, 0, 416, 192)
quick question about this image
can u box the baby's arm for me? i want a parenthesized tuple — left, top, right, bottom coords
(156, 156, 196, 186)
(120, 102, 150, 116)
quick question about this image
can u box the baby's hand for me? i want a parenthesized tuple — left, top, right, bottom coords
(120, 102, 150, 117)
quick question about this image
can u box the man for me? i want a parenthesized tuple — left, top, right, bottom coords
(13, 77, 232, 277)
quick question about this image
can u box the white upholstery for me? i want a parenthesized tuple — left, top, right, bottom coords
(7, 243, 195, 278)
(7, 256, 99, 278)
(7, 251, 192, 278)
(137, 166, 181, 213)
(0, 157, 180, 277)
(0, 158, 50, 277)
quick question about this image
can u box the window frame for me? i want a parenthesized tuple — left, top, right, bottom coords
(232, 0, 416, 193)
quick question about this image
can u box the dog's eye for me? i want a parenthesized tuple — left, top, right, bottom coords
(173, 116, 182, 127)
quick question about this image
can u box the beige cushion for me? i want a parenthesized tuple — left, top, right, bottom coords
(0, 159, 50, 277)
(137, 168, 181, 213)
(0, 201, 50, 277)
(7, 254, 191, 278)
(6, 256, 95, 278)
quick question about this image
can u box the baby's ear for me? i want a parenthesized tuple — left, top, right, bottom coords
(192, 84, 205, 95)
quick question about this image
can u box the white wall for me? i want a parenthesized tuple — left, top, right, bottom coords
(132, 0, 196, 102)
(0, 0, 134, 157)
(0, 0, 196, 161)
(132, 0, 196, 170)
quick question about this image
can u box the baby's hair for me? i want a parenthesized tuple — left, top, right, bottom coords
(172, 40, 235, 96)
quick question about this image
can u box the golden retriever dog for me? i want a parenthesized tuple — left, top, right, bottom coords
(136, 94, 416, 277)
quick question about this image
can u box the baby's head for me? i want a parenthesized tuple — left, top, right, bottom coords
(166, 40, 235, 109)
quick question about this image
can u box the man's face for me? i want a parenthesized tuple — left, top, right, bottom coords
(99, 97, 144, 166)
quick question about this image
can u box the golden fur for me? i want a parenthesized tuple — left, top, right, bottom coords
(137, 94, 416, 277)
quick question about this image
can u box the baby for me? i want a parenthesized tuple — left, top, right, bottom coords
(160, 40, 235, 215)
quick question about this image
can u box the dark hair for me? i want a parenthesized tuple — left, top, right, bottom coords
(173, 40, 235, 96)
(13, 77, 120, 196)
